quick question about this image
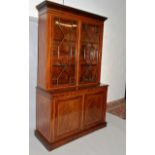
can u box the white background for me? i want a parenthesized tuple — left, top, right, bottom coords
(0, 0, 155, 155)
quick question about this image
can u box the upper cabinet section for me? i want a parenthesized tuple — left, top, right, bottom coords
(36, 1, 107, 90)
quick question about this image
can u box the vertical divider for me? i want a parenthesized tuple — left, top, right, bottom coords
(98, 23, 104, 83)
(76, 21, 81, 87)
(47, 13, 53, 89)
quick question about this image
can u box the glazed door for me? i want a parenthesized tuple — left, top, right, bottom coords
(51, 17, 78, 88)
(79, 22, 102, 85)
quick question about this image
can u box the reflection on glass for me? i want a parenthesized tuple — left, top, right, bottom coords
(80, 23, 100, 83)
(52, 18, 77, 86)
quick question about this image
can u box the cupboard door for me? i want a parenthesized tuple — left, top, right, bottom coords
(54, 96, 82, 140)
(51, 17, 78, 87)
(79, 23, 101, 84)
(83, 92, 106, 128)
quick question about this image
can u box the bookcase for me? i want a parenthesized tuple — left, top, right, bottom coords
(35, 1, 108, 151)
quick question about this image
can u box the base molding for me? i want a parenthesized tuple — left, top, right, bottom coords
(35, 122, 107, 151)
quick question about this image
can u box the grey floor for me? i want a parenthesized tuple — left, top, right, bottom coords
(29, 113, 126, 155)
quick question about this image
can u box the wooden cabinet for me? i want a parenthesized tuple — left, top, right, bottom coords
(54, 95, 83, 140)
(84, 92, 106, 128)
(35, 1, 108, 151)
(36, 86, 108, 150)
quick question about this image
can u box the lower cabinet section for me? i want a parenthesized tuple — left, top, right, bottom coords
(84, 92, 106, 128)
(54, 96, 83, 140)
(36, 85, 108, 151)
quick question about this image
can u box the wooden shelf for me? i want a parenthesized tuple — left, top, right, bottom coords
(53, 64, 75, 67)
(54, 39, 76, 43)
(80, 63, 97, 66)
(81, 41, 99, 45)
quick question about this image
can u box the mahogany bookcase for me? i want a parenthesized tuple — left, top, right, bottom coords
(35, 1, 108, 151)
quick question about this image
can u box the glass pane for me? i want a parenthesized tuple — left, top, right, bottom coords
(52, 18, 77, 86)
(79, 23, 100, 83)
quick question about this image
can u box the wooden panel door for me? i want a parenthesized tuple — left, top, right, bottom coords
(83, 92, 106, 128)
(51, 17, 78, 88)
(54, 96, 83, 140)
